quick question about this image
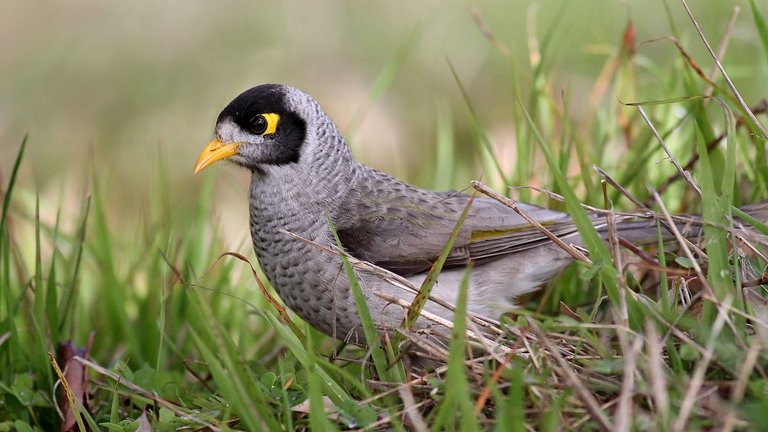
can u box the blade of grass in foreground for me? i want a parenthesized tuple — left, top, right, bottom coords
(0, 138, 28, 410)
(306, 321, 337, 432)
(30, 195, 53, 393)
(58, 197, 90, 336)
(328, 218, 396, 383)
(0, 175, 18, 417)
(493, 356, 525, 432)
(748, 0, 768, 61)
(430, 264, 479, 432)
(694, 102, 739, 326)
(519, 99, 621, 307)
(329, 218, 405, 430)
(187, 284, 281, 430)
(0, 135, 26, 236)
(89, 177, 141, 359)
(263, 310, 352, 404)
(190, 327, 269, 430)
(402, 192, 475, 331)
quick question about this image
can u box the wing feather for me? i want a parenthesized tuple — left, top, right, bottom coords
(335, 174, 579, 276)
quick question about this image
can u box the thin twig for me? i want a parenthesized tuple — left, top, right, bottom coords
(649, 101, 768, 202)
(681, 0, 768, 139)
(472, 180, 592, 264)
(652, 191, 712, 296)
(528, 318, 615, 432)
(397, 384, 429, 432)
(594, 165, 647, 210)
(373, 290, 509, 349)
(671, 296, 731, 432)
(473, 330, 528, 415)
(703, 6, 740, 99)
(73, 356, 221, 431)
(615, 335, 644, 432)
(470, 5, 511, 56)
(721, 338, 760, 432)
(639, 106, 701, 196)
(645, 320, 670, 425)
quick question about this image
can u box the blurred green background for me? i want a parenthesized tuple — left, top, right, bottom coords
(1, 0, 765, 249)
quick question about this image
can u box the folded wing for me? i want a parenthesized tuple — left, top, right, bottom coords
(336, 184, 582, 276)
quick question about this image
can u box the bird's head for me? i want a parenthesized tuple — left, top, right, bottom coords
(194, 84, 315, 173)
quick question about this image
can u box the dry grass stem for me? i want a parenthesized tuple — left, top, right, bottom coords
(472, 180, 592, 264)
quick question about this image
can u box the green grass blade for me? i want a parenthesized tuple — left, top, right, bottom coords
(58, 197, 90, 334)
(0, 136, 26, 237)
(694, 128, 735, 323)
(748, 0, 768, 62)
(0, 223, 17, 399)
(29, 194, 53, 392)
(264, 312, 351, 404)
(45, 259, 59, 339)
(518, 98, 620, 306)
(402, 193, 475, 331)
(156, 241, 171, 372)
(328, 218, 393, 383)
(306, 322, 338, 432)
(34, 195, 43, 320)
(519, 101, 605, 256)
(328, 219, 405, 430)
(732, 207, 768, 235)
(430, 265, 479, 432)
(494, 356, 525, 432)
(718, 100, 736, 207)
(189, 327, 273, 431)
(187, 292, 281, 432)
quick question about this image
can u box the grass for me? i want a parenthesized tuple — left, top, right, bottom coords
(3, 2, 768, 431)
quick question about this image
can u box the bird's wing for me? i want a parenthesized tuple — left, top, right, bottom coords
(335, 184, 582, 276)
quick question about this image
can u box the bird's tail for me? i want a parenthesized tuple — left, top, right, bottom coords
(602, 201, 768, 247)
(738, 201, 768, 224)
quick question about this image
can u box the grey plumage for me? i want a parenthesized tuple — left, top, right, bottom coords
(195, 84, 768, 343)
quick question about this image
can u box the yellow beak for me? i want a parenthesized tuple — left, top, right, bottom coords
(193, 139, 240, 173)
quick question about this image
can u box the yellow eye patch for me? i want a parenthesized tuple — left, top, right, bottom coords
(262, 113, 280, 135)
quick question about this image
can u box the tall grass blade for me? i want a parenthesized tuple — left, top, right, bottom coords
(328, 218, 393, 383)
(748, 0, 768, 61)
(430, 265, 479, 432)
(58, 197, 90, 334)
(306, 322, 338, 432)
(519, 99, 620, 307)
(0, 136, 26, 237)
(187, 288, 281, 431)
(402, 193, 475, 331)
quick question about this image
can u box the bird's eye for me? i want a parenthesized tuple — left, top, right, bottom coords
(250, 115, 268, 135)
(249, 113, 281, 136)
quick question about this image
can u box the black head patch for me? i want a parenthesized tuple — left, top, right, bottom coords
(217, 84, 307, 165)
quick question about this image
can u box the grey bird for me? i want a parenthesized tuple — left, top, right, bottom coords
(194, 84, 767, 343)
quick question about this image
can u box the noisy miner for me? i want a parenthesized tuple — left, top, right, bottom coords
(194, 84, 768, 343)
